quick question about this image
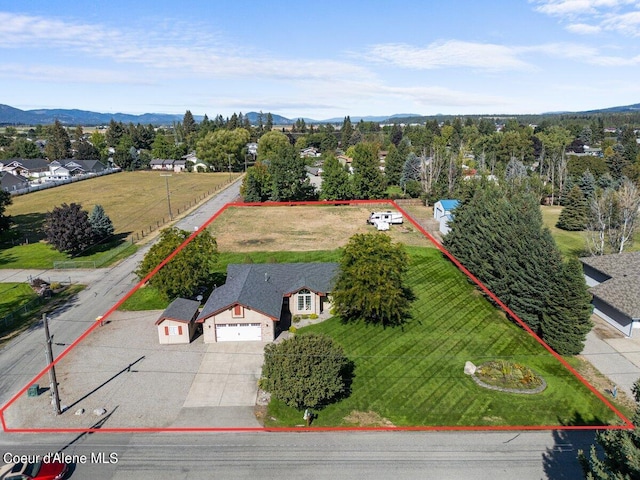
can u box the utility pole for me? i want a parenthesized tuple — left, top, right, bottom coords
(227, 154, 232, 181)
(43, 313, 62, 415)
(160, 174, 173, 219)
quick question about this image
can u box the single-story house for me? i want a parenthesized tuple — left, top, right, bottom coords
(155, 298, 201, 344)
(581, 251, 640, 337)
(0, 171, 30, 192)
(150, 159, 175, 170)
(433, 199, 460, 235)
(1, 158, 49, 179)
(197, 262, 338, 342)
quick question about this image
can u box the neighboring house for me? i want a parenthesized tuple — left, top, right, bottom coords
(44, 159, 107, 182)
(1, 158, 49, 179)
(150, 159, 175, 170)
(581, 251, 640, 337)
(197, 263, 338, 343)
(300, 147, 321, 158)
(172, 159, 187, 172)
(0, 171, 30, 192)
(433, 199, 460, 235)
(155, 298, 201, 344)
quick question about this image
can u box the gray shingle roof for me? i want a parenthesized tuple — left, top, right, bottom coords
(156, 298, 201, 325)
(581, 251, 640, 319)
(197, 263, 339, 322)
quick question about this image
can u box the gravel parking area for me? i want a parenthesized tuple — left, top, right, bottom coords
(3, 310, 265, 430)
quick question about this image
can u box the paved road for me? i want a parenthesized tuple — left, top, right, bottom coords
(0, 429, 595, 479)
(0, 179, 241, 409)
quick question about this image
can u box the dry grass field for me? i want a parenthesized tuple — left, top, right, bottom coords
(209, 204, 436, 252)
(7, 171, 240, 240)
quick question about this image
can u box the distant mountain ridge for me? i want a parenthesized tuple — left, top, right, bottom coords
(1, 103, 639, 127)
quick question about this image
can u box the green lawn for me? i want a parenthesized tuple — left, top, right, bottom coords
(0, 283, 38, 318)
(541, 205, 640, 258)
(265, 247, 619, 427)
(0, 239, 137, 269)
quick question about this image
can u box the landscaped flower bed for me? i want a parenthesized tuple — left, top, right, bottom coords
(473, 360, 546, 394)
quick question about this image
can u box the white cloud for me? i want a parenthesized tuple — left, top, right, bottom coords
(0, 12, 370, 83)
(532, 0, 640, 36)
(566, 22, 603, 33)
(363, 41, 531, 70)
(0, 63, 153, 84)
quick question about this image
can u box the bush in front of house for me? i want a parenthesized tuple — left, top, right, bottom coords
(260, 333, 352, 409)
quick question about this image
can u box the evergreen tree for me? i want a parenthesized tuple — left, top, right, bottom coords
(557, 185, 589, 231)
(44, 120, 71, 160)
(88, 204, 114, 240)
(320, 155, 352, 200)
(401, 152, 421, 190)
(384, 144, 404, 186)
(265, 113, 274, 132)
(182, 110, 197, 139)
(579, 379, 640, 479)
(268, 143, 315, 201)
(389, 123, 403, 146)
(541, 257, 593, 355)
(340, 116, 353, 147)
(351, 142, 385, 199)
(43, 203, 95, 255)
(578, 169, 596, 199)
(444, 186, 561, 334)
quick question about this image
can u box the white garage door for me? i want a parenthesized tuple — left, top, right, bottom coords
(216, 323, 262, 341)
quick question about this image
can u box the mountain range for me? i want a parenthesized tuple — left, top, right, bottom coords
(1, 103, 639, 127)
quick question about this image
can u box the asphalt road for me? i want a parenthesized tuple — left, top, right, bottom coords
(0, 179, 600, 478)
(0, 429, 596, 479)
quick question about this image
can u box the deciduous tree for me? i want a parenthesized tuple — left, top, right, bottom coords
(0, 189, 12, 236)
(43, 203, 95, 255)
(332, 233, 411, 328)
(135, 228, 218, 301)
(196, 128, 250, 171)
(260, 333, 351, 409)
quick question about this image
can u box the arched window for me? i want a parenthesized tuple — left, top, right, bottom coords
(297, 289, 312, 311)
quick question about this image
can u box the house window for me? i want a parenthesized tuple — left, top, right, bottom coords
(164, 325, 182, 335)
(297, 289, 312, 312)
(232, 305, 244, 318)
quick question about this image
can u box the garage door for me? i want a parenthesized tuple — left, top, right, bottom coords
(216, 323, 262, 341)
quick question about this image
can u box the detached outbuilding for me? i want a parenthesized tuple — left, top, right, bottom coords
(155, 298, 201, 344)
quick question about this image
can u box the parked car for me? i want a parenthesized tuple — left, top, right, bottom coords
(0, 460, 68, 480)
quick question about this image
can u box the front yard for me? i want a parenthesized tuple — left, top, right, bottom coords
(265, 247, 619, 427)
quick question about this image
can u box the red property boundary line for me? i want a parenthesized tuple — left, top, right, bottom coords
(0, 199, 633, 434)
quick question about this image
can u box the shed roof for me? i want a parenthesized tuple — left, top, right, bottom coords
(436, 199, 460, 211)
(581, 251, 640, 319)
(155, 297, 201, 325)
(197, 262, 339, 322)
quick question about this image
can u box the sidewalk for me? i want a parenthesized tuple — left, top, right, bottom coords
(581, 315, 640, 399)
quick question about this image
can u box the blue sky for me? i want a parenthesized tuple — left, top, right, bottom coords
(2, 0, 640, 119)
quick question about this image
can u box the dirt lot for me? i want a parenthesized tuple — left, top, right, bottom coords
(209, 204, 436, 252)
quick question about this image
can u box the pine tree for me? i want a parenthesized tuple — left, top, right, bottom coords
(44, 120, 71, 160)
(384, 144, 404, 186)
(557, 185, 589, 231)
(340, 116, 353, 147)
(0, 189, 12, 235)
(542, 257, 593, 355)
(320, 155, 352, 200)
(351, 143, 385, 199)
(88, 204, 114, 241)
(579, 379, 640, 479)
(578, 169, 596, 200)
(443, 186, 562, 334)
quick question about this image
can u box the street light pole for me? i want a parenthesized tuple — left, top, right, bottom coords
(160, 174, 173, 220)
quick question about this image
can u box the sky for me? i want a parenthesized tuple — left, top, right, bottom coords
(2, 0, 640, 120)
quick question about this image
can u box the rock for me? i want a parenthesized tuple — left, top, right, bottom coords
(464, 361, 476, 375)
(93, 408, 107, 416)
(75, 408, 85, 416)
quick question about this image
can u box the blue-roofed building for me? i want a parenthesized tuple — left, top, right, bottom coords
(197, 263, 338, 342)
(433, 199, 460, 235)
